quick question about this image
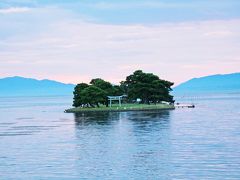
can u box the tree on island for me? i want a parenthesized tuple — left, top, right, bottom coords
(73, 79, 123, 107)
(80, 86, 106, 107)
(90, 78, 123, 106)
(73, 83, 89, 107)
(72, 70, 174, 108)
(90, 78, 123, 96)
(122, 70, 174, 104)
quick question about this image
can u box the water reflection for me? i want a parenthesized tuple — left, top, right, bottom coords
(73, 110, 173, 179)
(74, 112, 120, 126)
(74, 111, 171, 135)
(127, 111, 171, 129)
(74, 111, 171, 126)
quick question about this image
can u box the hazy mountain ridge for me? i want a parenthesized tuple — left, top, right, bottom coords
(173, 73, 240, 93)
(1, 73, 240, 97)
(0, 76, 75, 96)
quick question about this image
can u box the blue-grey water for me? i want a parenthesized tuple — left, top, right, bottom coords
(0, 94, 240, 179)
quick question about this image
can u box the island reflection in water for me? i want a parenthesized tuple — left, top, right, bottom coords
(73, 111, 172, 179)
(74, 111, 171, 126)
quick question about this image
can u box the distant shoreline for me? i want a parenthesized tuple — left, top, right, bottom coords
(65, 104, 175, 113)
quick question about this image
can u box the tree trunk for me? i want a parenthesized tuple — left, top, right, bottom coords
(105, 99, 109, 107)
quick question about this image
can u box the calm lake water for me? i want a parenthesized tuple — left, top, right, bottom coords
(0, 93, 240, 179)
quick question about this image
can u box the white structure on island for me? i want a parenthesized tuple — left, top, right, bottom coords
(107, 95, 127, 107)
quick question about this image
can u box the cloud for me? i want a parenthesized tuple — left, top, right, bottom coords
(0, 7, 240, 85)
(0, 7, 31, 14)
(204, 31, 234, 38)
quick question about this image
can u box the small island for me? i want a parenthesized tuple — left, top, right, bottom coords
(65, 70, 175, 113)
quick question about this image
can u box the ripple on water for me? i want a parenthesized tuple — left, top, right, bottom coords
(0, 123, 61, 137)
(16, 117, 34, 120)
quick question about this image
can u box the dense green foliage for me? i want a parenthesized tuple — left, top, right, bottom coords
(122, 70, 174, 104)
(90, 78, 123, 97)
(73, 70, 174, 108)
(73, 79, 123, 107)
(73, 83, 89, 107)
(79, 86, 106, 107)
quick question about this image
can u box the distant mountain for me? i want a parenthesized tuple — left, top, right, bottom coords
(173, 73, 240, 94)
(0, 76, 75, 96)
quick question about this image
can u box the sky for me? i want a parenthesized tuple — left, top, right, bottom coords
(0, 0, 240, 85)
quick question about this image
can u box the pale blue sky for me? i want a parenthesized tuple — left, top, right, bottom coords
(1, 0, 240, 24)
(0, 0, 240, 84)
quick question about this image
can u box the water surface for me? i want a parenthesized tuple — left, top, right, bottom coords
(0, 94, 240, 179)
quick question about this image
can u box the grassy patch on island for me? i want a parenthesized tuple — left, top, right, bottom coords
(65, 103, 174, 113)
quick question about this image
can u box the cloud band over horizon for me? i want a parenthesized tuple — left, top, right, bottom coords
(0, 1, 240, 85)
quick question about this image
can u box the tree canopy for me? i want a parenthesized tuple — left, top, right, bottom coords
(122, 70, 174, 104)
(73, 83, 89, 107)
(73, 79, 123, 107)
(79, 86, 106, 107)
(72, 70, 174, 108)
(90, 78, 123, 96)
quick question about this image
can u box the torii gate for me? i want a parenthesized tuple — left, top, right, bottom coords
(107, 95, 126, 107)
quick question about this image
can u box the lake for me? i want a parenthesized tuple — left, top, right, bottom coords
(0, 93, 240, 179)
